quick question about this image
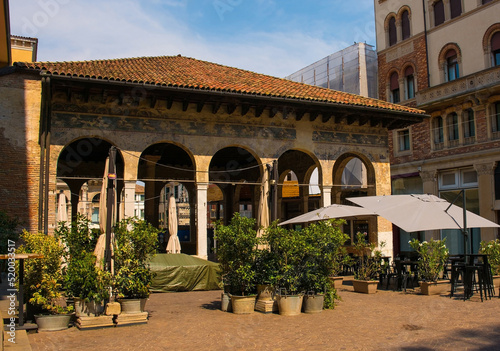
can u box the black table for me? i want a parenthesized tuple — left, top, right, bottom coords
(0, 253, 44, 326)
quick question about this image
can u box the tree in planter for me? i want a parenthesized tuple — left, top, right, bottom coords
(409, 238, 448, 282)
(113, 218, 159, 299)
(56, 215, 112, 310)
(17, 231, 73, 315)
(264, 222, 306, 296)
(353, 232, 383, 281)
(214, 213, 260, 296)
(300, 219, 349, 309)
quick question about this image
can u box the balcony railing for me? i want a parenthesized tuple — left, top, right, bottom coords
(417, 66, 500, 107)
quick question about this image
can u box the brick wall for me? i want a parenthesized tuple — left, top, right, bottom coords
(0, 72, 42, 233)
(377, 35, 429, 102)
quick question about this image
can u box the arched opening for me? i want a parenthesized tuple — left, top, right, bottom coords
(332, 153, 376, 246)
(277, 150, 321, 222)
(209, 146, 261, 225)
(137, 143, 195, 253)
(56, 138, 124, 226)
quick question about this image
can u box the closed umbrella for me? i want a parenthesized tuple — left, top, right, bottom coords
(279, 204, 375, 226)
(257, 167, 270, 238)
(57, 192, 68, 222)
(94, 157, 116, 273)
(347, 194, 500, 233)
(166, 194, 181, 253)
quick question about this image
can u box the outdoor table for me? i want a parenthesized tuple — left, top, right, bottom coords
(0, 253, 44, 326)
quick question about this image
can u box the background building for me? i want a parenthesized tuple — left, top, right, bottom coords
(286, 42, 378, 98)
(375, 0, 500, 255)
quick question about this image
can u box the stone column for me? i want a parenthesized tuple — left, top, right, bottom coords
(322, 186, 332, 207)
(420, 169, 437, 195)
(122, 180, 136, 219)
(475, 162, 497, 242)
(196, 183, 208, 259)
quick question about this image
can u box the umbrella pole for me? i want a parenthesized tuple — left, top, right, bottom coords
(445, 190, 469, 255)
(105, 147, 117, 273)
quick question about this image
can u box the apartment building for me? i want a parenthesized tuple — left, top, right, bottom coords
(375, 0, 500, 255)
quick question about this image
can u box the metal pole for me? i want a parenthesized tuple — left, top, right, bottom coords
(105, 147, 117, 272)
(272, 160, 278, 222)
(462, 190, 468, 255)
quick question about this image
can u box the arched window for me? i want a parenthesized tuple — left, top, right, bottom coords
(390, 72, 400, 103)
(447, 113, 459, 141)
(434, 0, 445, 26)
(450, 0, 462, 19)
(404, 66, 415, 99)
(492, 32, 500, 66)
(434, 116, 444, 144)
(445, 49, 459, 81)
(402, 10, 411, 40)
(389, 17, 397, 46)
(464, 109, 475, 140)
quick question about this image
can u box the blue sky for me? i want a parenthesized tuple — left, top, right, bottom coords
(9, 0, 376, 77)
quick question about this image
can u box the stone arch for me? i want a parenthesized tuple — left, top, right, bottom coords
(209, 145, 262, 225)
(332, 152, 376, 204)
(56, 137, 125, 224)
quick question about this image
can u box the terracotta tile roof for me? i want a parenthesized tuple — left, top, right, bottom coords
(16, 55, 424, 114)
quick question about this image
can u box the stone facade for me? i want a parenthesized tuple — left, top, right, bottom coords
(0, 56, 424, 258)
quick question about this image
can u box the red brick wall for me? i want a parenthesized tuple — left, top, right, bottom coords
(0, 72, 42, 233)
(378, 35, 429, 102)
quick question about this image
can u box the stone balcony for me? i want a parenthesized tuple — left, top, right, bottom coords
(416, 65, 500, 107)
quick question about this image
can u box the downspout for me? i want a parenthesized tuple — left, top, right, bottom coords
(38, 75, 51, 234)
(422, 0, 431, 88)
(38, 77, 47, 231)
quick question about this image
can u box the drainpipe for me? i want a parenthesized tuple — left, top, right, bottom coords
(422, 0, 431, 88)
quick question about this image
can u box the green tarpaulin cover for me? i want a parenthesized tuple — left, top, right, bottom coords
(149, 254, 221, 292)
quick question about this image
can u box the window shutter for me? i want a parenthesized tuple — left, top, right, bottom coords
(450, 0, 462, 19)
(405, 66, 414, 77)
(402, 11, 410, 40)
(434, 1, 445, 26)
(445, 49, 457, 59)
(492, 32, 500, 52)
(389, 17, 397, 46)
(390, 72, 399, 90)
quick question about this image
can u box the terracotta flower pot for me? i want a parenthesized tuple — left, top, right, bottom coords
(352, 279, 378, 294)
(419, 280, 450, 295)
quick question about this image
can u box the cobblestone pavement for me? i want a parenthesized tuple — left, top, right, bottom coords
(28, 282, 500, 351)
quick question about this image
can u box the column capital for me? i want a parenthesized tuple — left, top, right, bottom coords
(474, 162, 497, 176)
(419, 170, 437, 183)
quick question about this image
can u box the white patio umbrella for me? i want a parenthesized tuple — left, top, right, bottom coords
(279, 204, 375, 226)
(166, 194, 181, 253)
(57, 192, 68, 222)
(347, 194, 500, 232)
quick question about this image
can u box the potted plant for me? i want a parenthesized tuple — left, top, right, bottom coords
(300, 219, 349, 313)
(409, 238, 449, 295)
(56, 215, 112, 317)
(17, 230, 74, 331)
(479, 239, 500, 290)
(352, 232, 383, 294)
(214, 213, 259, 314)
(263, 222, 306, 315)
(114, 218, 159, 313)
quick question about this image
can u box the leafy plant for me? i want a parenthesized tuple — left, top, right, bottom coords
(113, 217, 159, 299)
(56, 214, 111, 303)
(353, 232, 383, 281)
(300, 219, 349, 292)
(17, 231, 73, 314)
(0, 210, 20, 253)
(214, 213, 260, 296)
(409, 238, 449, 282)
(264, 222, 307, 295)
(479, 239, 500, 276)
